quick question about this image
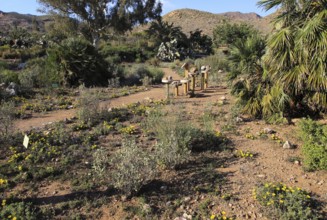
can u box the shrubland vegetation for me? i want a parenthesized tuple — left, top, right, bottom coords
(0, 0, 326, 219)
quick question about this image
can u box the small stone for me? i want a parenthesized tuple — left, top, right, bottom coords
(184, 197, 191, 203)
(166, 201, 172, 206)
(183, 213, 192, 219)
(257, 174, 266, 178)
(142, 204, 151, 213)
(174, 218, 187, 220)
(318, 180, 324, 185)
(160, 185, 168, 191)
(236, 117, 244, 123)
(263, 127, 275, 134)
(294, 160, 300, 165)
(283, 141, 294, 149)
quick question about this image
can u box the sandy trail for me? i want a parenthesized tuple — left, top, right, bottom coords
(14, 68, 182, 131)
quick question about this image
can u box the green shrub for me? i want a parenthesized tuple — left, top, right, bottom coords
(123, 65, 164, 85)
(155, 128, 191, 169)
(76, 87, 101, 126)
(0, 70, 19, 84)
(0, 101, 15, 141)
(299, 119, 327, 171)
(110, 138, 157, 195)
(50, 37, 110, 87)
(19, 57, 60, 88)
(254, 182, 319, 220)
(0, 201, 39, 220)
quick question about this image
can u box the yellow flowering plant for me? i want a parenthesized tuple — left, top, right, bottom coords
(253, 182, 319, 219)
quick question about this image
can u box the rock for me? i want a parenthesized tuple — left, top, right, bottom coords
(257, 174, 266, 178)
(294, 160, 300, 165)
(318, 180, 324, 185)
(236, 117, 244, 123)
(183, 213, 192, 220)
(283, 141, 294, 149)
(174, 218, 187, 220)
(184, 197, 191, 203)
(160, 185, 168, 191)
(220, 96, 227, 101)
(263, 127, 275, 134)
(142, 204, 152, 213)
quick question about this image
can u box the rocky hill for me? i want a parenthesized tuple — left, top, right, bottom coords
(0, 10, 52, 34)
(0, 9, 274, 38)
(162, 9, 274, 37)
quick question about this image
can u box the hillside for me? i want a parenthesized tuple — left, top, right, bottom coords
(162, 9, 274, 36)
(0, 10, 52, 33)
(0, 9, 274, 38)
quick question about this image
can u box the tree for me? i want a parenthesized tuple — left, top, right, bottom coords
(38, 0, 162, 47)
(228, 34, 267, 117)
(188, 29, 213, 55)
(213, 21, 258, 47)
(146, 19, 188, 48)
(258, 0, 327, 114)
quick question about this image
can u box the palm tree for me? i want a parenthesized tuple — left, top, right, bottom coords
(228, 34, 267, 117)
(258, 0, 327, 114)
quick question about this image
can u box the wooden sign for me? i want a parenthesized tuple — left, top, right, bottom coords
(23, 135, 29, 149)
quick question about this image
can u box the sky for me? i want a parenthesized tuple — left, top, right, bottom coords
(0, 0, 275, 17)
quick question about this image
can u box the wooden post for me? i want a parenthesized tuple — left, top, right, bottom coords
(174, 84, 179, 96)
(166, 83, 170, 99)
(200, 72, 205, 90)
(162, 78, 172, 99)
(204, 72, 208, 89)
(180, 79, 189, 96)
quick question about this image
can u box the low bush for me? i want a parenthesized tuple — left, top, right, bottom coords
(0, 69, 19, 85)
(254, 182, 319, 220)
(0, 201, 39, 220)
(0, 101, 15, 141)
(110, 138, 157, 195)
(299, 119, 327, 171)
(76, 87, 102, 126)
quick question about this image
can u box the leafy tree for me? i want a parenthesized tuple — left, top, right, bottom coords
(188, 29, 213, 55)
(38, 0, 162, 47)
(213, 21, 258, 47)
(146, 19, 188, 48)
(258, 0, 327, 114)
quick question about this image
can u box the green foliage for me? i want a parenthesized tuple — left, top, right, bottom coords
(76, 87, 101, 126)
(189, 29, 213, 55)
(213, 21, 258, 47)
(254, 182, 319, 220)
(0, 70, 19, 85)
(299, 119, 327, 171)
(38, 0, 162, 46)
(100, 44, 145, 63)
(228, 34, 267, 118)
(258, 0, 327, 113)
(0, 101, 15, 141)
(0, 201, 39, 220)
(49, 37, 110, 87)
(110, 138, 157, 195)
(19, 57, 60, 88)
(123, 65, 164, 85)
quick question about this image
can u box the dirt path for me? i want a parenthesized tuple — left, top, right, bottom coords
(14, 68, 182, 131)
